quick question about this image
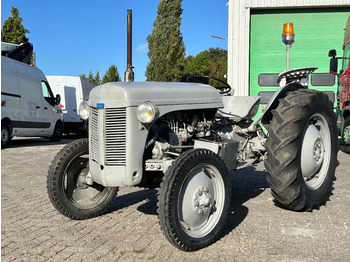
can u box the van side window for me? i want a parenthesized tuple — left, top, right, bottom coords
(41, 81, 55, 105)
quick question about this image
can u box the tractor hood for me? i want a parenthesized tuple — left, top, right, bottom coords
(89, 82, 223, 109)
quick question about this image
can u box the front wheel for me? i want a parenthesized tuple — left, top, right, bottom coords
(341, 115, 350, 154)
(158, 149, 231, 251)
(47, 139, 118, 219)
(264, 89, 338, 211)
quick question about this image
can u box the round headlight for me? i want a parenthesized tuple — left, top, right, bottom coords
(137, 102, 158, 124)
(78, 101, 89, 120)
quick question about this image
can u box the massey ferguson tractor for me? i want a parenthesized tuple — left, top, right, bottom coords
(47, 67, 339, 251)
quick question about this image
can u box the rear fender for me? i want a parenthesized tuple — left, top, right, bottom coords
(261, 82, 305, 125)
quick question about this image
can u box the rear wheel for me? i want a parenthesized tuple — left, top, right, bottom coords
(264, 89, 338, 211)
(50, 122, 63, 141)
(1, 122, 12, 148)
(158, 149, 231, 251)
(47, 139, 118, 219)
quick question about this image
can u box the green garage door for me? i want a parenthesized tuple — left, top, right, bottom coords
(249, 9, 350, 99)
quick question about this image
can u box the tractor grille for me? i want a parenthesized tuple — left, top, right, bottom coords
(105, 108, 127, 166)
(90, 107, 100, 163)
(90, 107, 127, 166)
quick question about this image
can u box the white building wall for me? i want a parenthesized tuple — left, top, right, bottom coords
(227, 0, 350, 96)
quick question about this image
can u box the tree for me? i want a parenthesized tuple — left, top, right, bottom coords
(85, 70, 97, 85)
(146, 0, 186, 82)
(94, 71, 101, 86)
(101, 65, 121, 84)
(185, 48, 227, 86)
(80, 71, 97, 85)
(1, 7, 30, 44)
(80, 65, 121, 85)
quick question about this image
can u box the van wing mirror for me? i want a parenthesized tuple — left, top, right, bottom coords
(329, 57, 338, 75)
(55, 94, 61, 105)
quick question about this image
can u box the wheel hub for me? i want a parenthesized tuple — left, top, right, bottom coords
(76, 168, 89, 189)
(194, 187, 213, 215)
(301, 123, 324, 180)
(313, 139, 324, 163)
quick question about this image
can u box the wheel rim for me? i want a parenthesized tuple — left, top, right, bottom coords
(2, 127, 9, 144)
(301, 113, 331, 189)
(63, 151, 111, 209)
(178, 163, 225, 238)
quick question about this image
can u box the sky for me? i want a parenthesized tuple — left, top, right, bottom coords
(1, 0, 229, 81)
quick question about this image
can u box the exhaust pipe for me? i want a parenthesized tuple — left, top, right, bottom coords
(124, 9, 134, 82)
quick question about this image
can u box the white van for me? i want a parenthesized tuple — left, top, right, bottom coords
(46, 76, 95, 135)
(1, 56, 63, 148)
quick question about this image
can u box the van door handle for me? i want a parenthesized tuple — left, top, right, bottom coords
(44, 107, 48, 110)
(36, 106, 41, 109)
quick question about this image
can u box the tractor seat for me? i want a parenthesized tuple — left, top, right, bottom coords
(216, 96, 261, 121)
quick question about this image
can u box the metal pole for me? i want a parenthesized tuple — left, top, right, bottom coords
(286, 45, 290, 71)
(124, 9, 134, 82)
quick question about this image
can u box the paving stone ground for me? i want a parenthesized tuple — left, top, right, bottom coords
(1, 136, 349, 261)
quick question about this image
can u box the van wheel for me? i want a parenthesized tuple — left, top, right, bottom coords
(341, 115, 350, 154)
(47, 139, 118, 219)
(50, 122, 63, 141)
(1, 122, 12, 148)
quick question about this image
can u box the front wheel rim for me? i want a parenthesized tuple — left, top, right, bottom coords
(178, 163, 225, 238)
(63, 151, 110, 209)
(301, 113, 332, 190)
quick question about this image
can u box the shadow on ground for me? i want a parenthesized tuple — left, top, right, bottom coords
(4, 134, 81, 149)
(106, 165, 270, 244)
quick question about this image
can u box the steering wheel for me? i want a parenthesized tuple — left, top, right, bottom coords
(186, 75, 231, 95)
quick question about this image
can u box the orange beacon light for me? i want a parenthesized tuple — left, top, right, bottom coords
(282, 23, 295, 46)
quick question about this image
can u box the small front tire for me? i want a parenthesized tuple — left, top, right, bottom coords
(158, 149, 231, 251)
(47, 138, 118, 219)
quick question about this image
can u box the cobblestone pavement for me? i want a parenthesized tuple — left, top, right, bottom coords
(1, 137, 349, 262)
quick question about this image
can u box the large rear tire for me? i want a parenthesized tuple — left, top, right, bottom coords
(47, 139, 118, 219)
(158, 149, 231, 251)
(264, 89, 338, 211)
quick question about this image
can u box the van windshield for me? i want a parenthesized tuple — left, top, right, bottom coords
(41, 81, 55, 105)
